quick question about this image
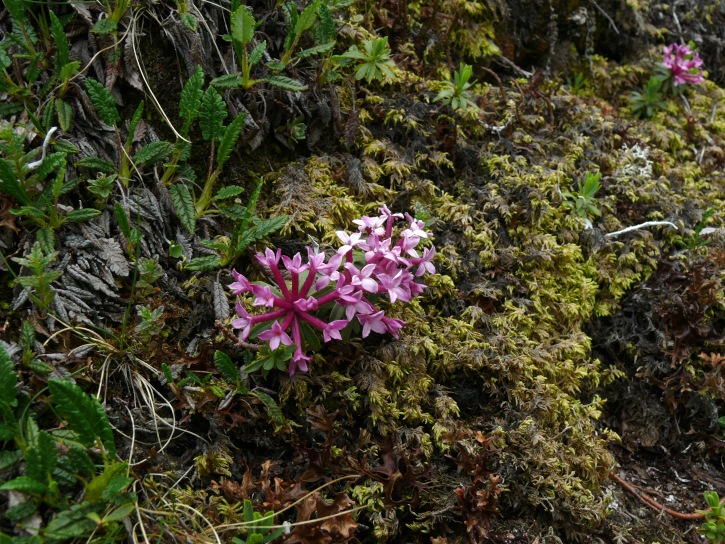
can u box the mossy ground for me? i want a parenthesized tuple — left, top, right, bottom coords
(1, 0, 724, 542)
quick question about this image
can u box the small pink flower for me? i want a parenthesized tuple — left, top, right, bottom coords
(323, 320, 349, 342)
(353, 215, 386, 236)
(293, 296, 318, 312)
(256, 248, 282, 267)
(289, 349, 311, 375)
(229, 270, 251, 294)
(377, 270, 412, 303)
(662, 43, 704, 86)
(415, 246, 436, 276)
(258, 321, 292, 351)
(382, 316, 406, 338)
(336, 231, 363, 254)
(345, 262, 379, 293)
(232, 302, 253, 339)
(358, 310, 387, 338)
(251, 284, 275, 307)
(282, 252, 309, 274)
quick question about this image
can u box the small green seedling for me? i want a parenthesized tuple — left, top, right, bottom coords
(561, 171, 602, 223)
(697, 491, 725, 543)
(630, 77, 666, 118)
(232, 499, 286, 544)
(434, 63, 478, 111)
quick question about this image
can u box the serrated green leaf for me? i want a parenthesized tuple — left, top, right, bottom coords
(0, 101, 24, 117)
(296, 41, 335, 59)
(180, 12, 198, 31)
(67, 446, 96, 477)
(45, 502, 97, 543)
(217, 114, 246, 169)
(199, 87, 227, 141)
(210, 74, 243, 90)
(28, 359, 53, 375)
(0, 344, 18, 414)
(231, 6, 256, 46)
(127, 101, 145, 149)
(133, 141, 173, 166)
(263, 76, 307, 92)
(114, 202, 131, 239)
(65, 208, 102, 223)
(169, 183, 196, 234)
(35, 152, 66, 181)
(315, 3, 335, 44)
(0, 450, 20, 471)
(0, 476, 48, 495)
(214, 351, 239, 384)
(249, 41, 267, 65)
(91, 18, 117, 35)
(48, 379, 115, 458)
(252, 391, 286, 428)
(55, 99, 73, 132)
(36, 227, 55, 255)
(75, 156, 116, 173)
(250, 215, 288, 240)
(185, 255, 221, 271)
(85, 79, 120, 125)
(5, 499, 38, 523)
(0, 159, 30, 204)
(219, 205, 248, 220)
(59, 61, 81, 82)
(49, 11, 69, 67)
(85, 461, 127, 503)
(25, 430, 56, 485)
(179, 66, 205, 130)
(294, 0, 319, 36)
(214, 185, 245, 200)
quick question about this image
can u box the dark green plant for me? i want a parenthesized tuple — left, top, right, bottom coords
(566, 72, 588, 96)
(231, 499, 286, 544)
(0, 344, 136, 543)
(434, 63, 478, 111)
(630, 76, 666, 118)
(184, 177, 287, 271)
(11, 243, 62, 314)
(677, 207, 715, 250)
(697, 491, 725, 543)
(561, 171, 602, 223)
(336, 37, 397, 84)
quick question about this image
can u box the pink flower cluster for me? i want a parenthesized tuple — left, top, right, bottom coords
(230, 205, 436, 375)
(662, 43, 704, 86)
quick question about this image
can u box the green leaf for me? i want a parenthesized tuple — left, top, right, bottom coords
(185, 255, 221, 271)
(199, 87, 228, 142)
(49, 11, 69, 67)
(133, 141, 173, 166)
(0, 450, 21, 471)
(214, 185, 245, 200)
(169, 183, 196, 234)
(180, 12, 198, 31)
(114, 202, 131, 239)
(214, 350, 240, 384)
(126, 101, 145, 149)
(210, 74, 243, 90)
(315, 3, 335, 43)
(45, 502, 97, 543)
(48, 379, 115, 458)
(250, 215, 288, 240)
(5, 500, 38, 523)
(35, 227, 55, 255)
(231, 6, 256, 46)
(55, 99, 73, 132)
(263, 76, 307, 92)
(103, 502, 136, 523)
(249, 41, 267, 65)
(76, 156, 117, 173)
(65, 208, 102, 222)
(91, 18, 118, 35)
(0, 158, 30, 204)
(294, 0, 319, 36)
(179, 65, 205, 130)
(217, 114, 246, 169)
(0, 344, 18, 412)
(25, 430, 56, 485)
(296, 41, 335, 59)
(0, 476, 48, 495)
(85, 78, 120, 125)
(59, 60, 81, 82)
(35, 152, 67, 181)
(252, 391, 286, 428)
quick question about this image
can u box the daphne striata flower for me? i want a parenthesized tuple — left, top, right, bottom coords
(662, 43, 704, 86)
